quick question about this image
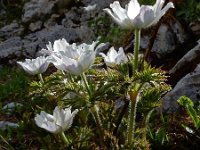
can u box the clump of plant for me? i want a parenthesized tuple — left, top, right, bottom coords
(176, 0, 200, 21)
(177, 96, 200, 136)
(0, 67, 30, 101)
(0, 0, 175, 149)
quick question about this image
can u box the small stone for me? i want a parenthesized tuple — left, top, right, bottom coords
(29, 21, 43, 32)
(0, 121, 19, 130)
(2, 102, 23, 113)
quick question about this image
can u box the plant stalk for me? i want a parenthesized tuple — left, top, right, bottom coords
(127, 91, 139, 144)
(38, 73, 44, 83)
(60, 131, 69, 145)
(81, 73, 104, 144)
(80, 73, 92, 97)
(133, 29, 141, 75)
(127, 29, 141, 144)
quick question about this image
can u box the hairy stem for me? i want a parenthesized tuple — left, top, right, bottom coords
(127, 29, 141, 144)
(127, 91, 139, 144)
(81, 73, 104, 144)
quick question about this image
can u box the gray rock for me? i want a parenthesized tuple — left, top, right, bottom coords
(0, 121, 19, 130)
(81, 0, 118, 10)
(161, 64, 200, 112)
(34, 25, 79, 45)
(22, 0, 56, 23)
(141, 21, 190, 58)
(152, 24, 176, 56)
(171, 20, 188, 43)
(0, 21, 24, 39)
(29, 21, 43, 32)
(0, 37, 23, 59)
(3, 102, 23, 110)
(83, 4, 97, 12)
(77, 25, 95, 43)
(169, 40, 200, 74)
(62, 8, 81, 27)
(44, 14, 60, 28)
(0, 25, 96, 63)
(2, 102, 23, 114)
(190, 18, 200, 37)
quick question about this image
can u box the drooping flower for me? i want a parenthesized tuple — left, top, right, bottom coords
(35, 106, 78, 133)
(42, 38, 103, 75)
(100, 47, 128, 66)
(104, 0, 174, 29)
(17, 56, 49, 75)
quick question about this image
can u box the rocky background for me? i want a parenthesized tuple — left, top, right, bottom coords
(0, 0, 200, 112)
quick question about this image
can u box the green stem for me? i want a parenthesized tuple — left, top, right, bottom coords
(142, 109, 155, 142)
(127, 29, 141, 144)
(127, 91, 139, 144)
(91, 105, 104, 145)
(60, 131, 69, 145)
(38, 73, 44, 83)
(68, 73, 74, 83)
(80, 73, 104, 144)
(80, 73, 92, 97)
(62, 71, 74, 83)
(91, 105, 103, 129)
(133, 29, 141, 75)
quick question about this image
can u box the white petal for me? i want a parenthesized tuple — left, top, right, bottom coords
(53, 39, 68, 52)
(127, 0, 140, 20)
(35, 111, 61, 133)
(17, 61, 37, 75)
(64, 46, 79, 59)
(107, 47, 118, 62)
(49, 55, 66, 70)
(147, 2, 174, 27)
(110, 1, 127, 21)
(63, 109, 78, 130)
(53, 106, 65, 127)
(78, 50, 96, 73)
(153, 0, 165, 14)
(117, 47, 128, 63)
(46, 42, 53, 51)
(133, 6, 154, 28)
(62, 56, 81, 75)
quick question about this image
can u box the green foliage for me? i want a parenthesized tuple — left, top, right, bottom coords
(177, 96, 200, 129)
(176, 0, 200, 21)
(0, 0, 28, 28)
(0, 67, 30, 101)
(138, 0, 156, 5)
(147, 112, 170, 149)
(88, 16, 129, 47)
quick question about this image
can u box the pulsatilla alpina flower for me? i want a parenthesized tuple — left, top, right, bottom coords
(35, 106, 78, 133)
(17, 56, 49, 75)
(104, 0, 174, 29)
(42, 38, 103, 75)
(100, 47, 128, 66)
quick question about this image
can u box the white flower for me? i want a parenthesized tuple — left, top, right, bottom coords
(104, 0, 174, 29)
(43, 38, 103, 75)
(35, 106, 78, 133)
(100, 47, 128, 66)
(17, 56, 49, 75)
